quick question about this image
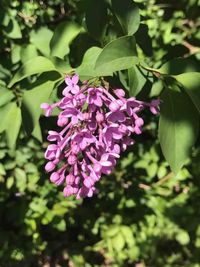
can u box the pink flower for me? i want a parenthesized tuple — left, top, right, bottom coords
(40, 103, 53, 117)
(41, 74, 159, 199)
(63, 74, 80, 95)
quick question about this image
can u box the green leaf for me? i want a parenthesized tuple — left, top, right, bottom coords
(176, 231, 190, 245)
(175, 72, 200, 113)
(0, 87, 14, 107)
(30, 27, 53, 56)
(50, 57, 73, 74)
(111, 233, 125, 252)
(15, 168, 27, 192)
(159, 57, 200, 75)
(32, 123, 43, 142)
(86, 0, 107, 40)
(5, 103, 22, 149)
(22, 80, 55, 135)
(4, 17, 22, 39)
(54, 219, 66, 232)
(106, 225, 120, 237)
(8, 56, 57, 87)
(95, 36, 138, 73)
(20, 44, 38, 64)
(6, 176, 14, 189)
(111, 0, 140, 35)
(158, 87, 199, 174)
(128, 65, 146, 96)
(50, 21, 81, 59)
(11, 45, 21, 64)
(0, 163, 6, 175)
(76, 47, 112, 79)
(121, 226, 135, 246)
(0, 103, 16, 133)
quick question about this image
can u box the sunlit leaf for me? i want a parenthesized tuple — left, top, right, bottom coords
(22, 80, 56, 135)
(50, 21, 82, 59)
(76, 47, 112, 79)
(175, 72, 200, 113)
(8, 56, 58, 87)
(30, 27, 53, 56)
(95, 36, 138, 73)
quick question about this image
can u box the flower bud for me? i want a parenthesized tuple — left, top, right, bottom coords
(45, 161, 55, 172)
(50, 172, 60, 183)
(57, 116, 68, 127)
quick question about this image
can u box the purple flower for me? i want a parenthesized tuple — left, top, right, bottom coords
(41, 74, 159, 199)
(73, 130, 96, 150)
(45, 144, 61, 160)
(40, 103, 53, 117)
(63, 74, 80, 95)
(87, 88, 103, 107)
(150, 99, 160, 114)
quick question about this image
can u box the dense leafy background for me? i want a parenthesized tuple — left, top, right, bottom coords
(0, 0, 200, 266)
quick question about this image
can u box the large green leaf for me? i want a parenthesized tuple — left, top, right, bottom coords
(11, 45, 21, 64)
(128, 66, 146, 96)
(76, 47, 112, 80)
(22, 80, 55, 135)
(8, 56, 58, 87)
(50, 57, 73, 74)
(86, 0, 107, 40)
(4, 17, 22, 39)
(0, 103, 14, 133)
(95, 36, 138, 73)
(30, 27, 53, 56)
(0, 87, 14, 107)
(0, 102, 22, 148)
(32, 123, 43, 142)
(20, 44, 38, 64)
(111, 0, 140, 35)
(175, 72, 200, 113)
(159, 87, 199, 174)
(159, 57, 200, 75)
(50, 21, 82, 59)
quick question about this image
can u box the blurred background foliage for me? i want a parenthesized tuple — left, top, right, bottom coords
(0, 0, 200, 266)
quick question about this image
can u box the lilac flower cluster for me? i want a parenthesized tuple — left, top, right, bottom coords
(41, 74, 159, 199)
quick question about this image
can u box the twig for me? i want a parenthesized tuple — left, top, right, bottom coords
(155, 172, 174, 186)
(182, 40, 200, 55)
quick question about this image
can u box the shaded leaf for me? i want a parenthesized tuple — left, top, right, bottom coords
(112, 0, 140, 35)
(128, 65, 146, 96)
(159, 87, 199, 174)
(159, 57, 200, 75)
(86, 0, 107, 40)
(135, 24, 152, 57)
